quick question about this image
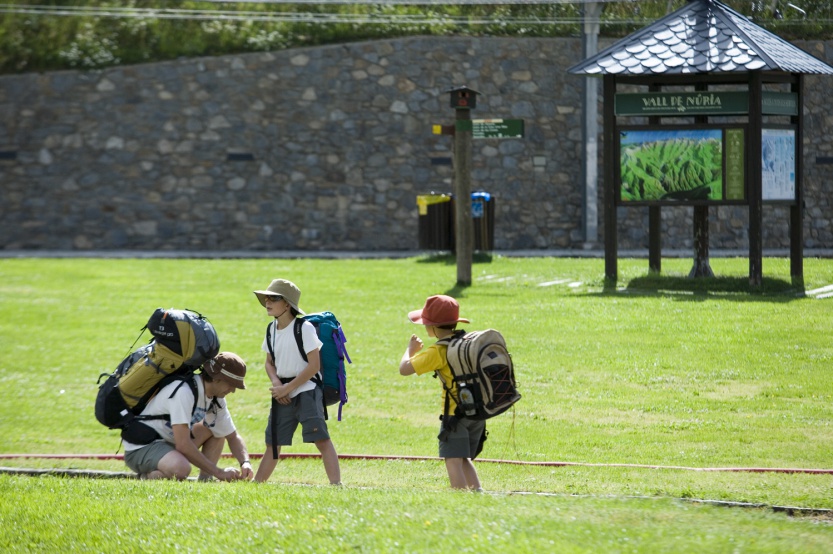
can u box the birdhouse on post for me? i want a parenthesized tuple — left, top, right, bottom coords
(447, 86, 478, 110)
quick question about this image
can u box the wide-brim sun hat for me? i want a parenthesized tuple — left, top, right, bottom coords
(253, 278, 304, 314)
(408, 294, 470, 326)
(204, 352, 247, 390)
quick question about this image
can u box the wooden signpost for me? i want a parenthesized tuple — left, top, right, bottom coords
(438, 87, 524, 286)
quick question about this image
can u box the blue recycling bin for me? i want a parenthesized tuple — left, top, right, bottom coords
(471, 191, 494, 251)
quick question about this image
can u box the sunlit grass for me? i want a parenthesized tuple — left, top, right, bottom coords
(1, 474, 832, 553)
(1, 256, 833, 551)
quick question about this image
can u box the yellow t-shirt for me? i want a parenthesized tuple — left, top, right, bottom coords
(410, 342, 458, 415)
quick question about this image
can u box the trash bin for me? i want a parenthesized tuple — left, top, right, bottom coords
(417, 192, 454, 250)
(417, 191, 494, 252)
(471, 191, 494, 251)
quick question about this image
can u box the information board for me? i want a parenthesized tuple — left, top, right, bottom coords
(761, 128, 796, 201)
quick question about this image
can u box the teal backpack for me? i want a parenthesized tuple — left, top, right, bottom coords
(266, 311, 351, 420)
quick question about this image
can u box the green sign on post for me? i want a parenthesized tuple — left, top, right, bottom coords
(456, 119, 524, 139)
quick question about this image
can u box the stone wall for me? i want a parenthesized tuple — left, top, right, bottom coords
(2, 36, 832, 252)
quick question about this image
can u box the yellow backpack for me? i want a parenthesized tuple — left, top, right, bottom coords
(95, 308, 219, 429)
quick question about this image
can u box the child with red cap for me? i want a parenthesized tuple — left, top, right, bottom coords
(399, 294, 485, 491)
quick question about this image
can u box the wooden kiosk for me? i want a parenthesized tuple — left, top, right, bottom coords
(569, 0, 833, 285)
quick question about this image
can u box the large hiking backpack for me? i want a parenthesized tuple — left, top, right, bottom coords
(266, 311, 351, 420)
(95, 308, 220, 429)
(439, 329, 521, 420)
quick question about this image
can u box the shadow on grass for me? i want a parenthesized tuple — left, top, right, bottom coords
(417, 251, 493, 298)
(600, 273, 805, 302)
(415, 252, 494, 265)
(416, 252, 490, 296)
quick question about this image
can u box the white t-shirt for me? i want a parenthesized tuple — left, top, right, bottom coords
(262, 318, 323, 399)
(123, 375, 236, 452)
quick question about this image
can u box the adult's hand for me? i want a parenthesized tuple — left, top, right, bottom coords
(217, 467, 242, 481)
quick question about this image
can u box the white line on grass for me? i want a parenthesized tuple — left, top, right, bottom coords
(806, 284, 833, 296)
(538, 279, 572, 287)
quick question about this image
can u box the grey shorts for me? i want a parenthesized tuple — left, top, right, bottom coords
(265, 387, 330, 446)
(124, 440, 175, 474)
(438, 417, 486, 459)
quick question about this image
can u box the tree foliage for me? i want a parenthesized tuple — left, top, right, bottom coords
(0, 0, 829, 74)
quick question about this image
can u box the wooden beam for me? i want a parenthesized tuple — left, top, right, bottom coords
(790, 73, 805, 285)
(748, 71, 764, 287)
(603, 74, 618, 283)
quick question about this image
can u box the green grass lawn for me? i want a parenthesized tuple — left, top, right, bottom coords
(1, 255, 832, 552)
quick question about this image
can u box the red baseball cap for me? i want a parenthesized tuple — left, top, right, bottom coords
(408, 295, 470, 326)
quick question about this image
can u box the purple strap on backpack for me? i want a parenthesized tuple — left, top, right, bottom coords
(332, 328, 350, 420)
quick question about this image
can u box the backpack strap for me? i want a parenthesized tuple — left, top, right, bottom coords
(434, 331, 466, 420)
(433, 334, 450, 379)
(293, 317, 308, 362)
(434, 370, 456, 420)
(293, 317, 329, 420)
(122, 374, 201, 445)
(270, 398, 279, 459)
(174, 374, 220, 418)
(266, 321, 275, 361)
(437, 329, 465, 344)
(435, 332, 451, 418)
(332, 327, 350, 420)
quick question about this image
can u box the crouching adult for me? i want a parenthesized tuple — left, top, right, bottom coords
(122, 352, 254, 481)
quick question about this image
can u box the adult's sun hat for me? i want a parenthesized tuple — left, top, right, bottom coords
(253, 278, 304, 314)
(408, 294, 470, 326)
(204, 352, 247, 390)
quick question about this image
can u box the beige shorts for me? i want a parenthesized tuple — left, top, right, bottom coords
(124, 440, 175, 474)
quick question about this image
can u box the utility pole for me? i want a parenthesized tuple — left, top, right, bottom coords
(582, 2, 602, 244)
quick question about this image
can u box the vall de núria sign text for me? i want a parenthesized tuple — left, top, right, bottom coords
(615, 91, 798, 117)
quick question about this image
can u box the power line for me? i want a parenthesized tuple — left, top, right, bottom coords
(201, 0, 613, 4)
(0, 2, 825, 25)
(0, 3, 620, 25)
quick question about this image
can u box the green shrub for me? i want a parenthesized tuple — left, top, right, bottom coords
(0, 0, 824, 74)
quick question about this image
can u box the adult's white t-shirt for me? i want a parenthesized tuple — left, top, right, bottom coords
(122, 375, 236, 452)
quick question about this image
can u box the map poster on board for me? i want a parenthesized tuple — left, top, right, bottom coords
(761, 128, 796, 201)
(619, 128, 727, 203)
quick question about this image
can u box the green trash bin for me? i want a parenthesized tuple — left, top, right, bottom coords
(417, 192, 454, 250)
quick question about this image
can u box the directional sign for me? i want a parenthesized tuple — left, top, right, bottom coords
(456, 119, 524, 139)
